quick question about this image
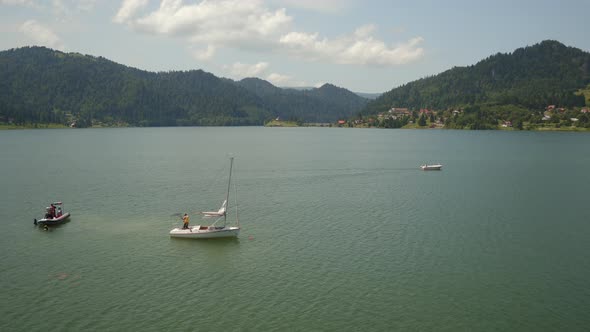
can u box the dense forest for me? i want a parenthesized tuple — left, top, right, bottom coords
(3, 41, 589, 129)
(0, 47, 368, 127)
(237, 78, 369, 123)
(361, 40, 590, 129)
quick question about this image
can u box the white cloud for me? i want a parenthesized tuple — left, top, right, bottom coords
(225, 62, 269, 77)
(354, 24, 376, 39)
(266, 72, 306, 87)
(76, 0, 96, 11)
(220, 62, 304, 87)
(279, 26, 424, 66)
(266, 72, 291, 85)
(118, 0, 292, 44)
(270, 0, 353, 13)
(0, 0, 40, 8)
(47, 0, 96, 21)
(1, 0, 95, 12)
(112, 1, 424, 67)
(191, 44, 216, 61)
(19, 20, 64, 50)
(1, 0, 32, 4)
(52, 0, 66, 12)
(113, 0, 148, 23)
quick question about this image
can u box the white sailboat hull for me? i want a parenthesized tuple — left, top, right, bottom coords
(169, 226, 240, 239)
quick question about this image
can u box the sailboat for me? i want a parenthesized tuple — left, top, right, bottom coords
(169, 157, 240, 239)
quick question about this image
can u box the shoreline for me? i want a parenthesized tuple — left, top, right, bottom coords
(2, 123, 589, 132)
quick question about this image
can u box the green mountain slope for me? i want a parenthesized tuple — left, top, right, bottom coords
(0, 46, 367, 126)
(362, 40, 590, 116)
(237, 78, 369, 122)
(0, 46, 270, 126)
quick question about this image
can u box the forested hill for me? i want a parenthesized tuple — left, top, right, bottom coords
(0, 46, 367, 127)
(237, 78, 369, 122)
(362, 40, 590, 116)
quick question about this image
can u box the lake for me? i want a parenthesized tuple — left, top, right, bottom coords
(1, 127, 589, 331)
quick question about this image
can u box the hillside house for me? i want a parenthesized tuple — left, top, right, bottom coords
(389, 107, 410, 116)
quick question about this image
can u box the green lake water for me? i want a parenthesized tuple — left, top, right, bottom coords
(1, 127, 589, 331)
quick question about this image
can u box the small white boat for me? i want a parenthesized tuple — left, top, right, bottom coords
(170, 157, 240, 239)
(34, 202, 71, 226)
(420, 164, 442, 171)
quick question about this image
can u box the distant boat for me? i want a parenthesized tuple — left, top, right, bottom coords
(420, 164, 442, 171)
(34, 202, 70, 226)
(170, 157, 240, 239)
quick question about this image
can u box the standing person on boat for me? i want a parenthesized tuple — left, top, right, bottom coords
(182, 213, 190, 229)
(49, 204, 56, 218)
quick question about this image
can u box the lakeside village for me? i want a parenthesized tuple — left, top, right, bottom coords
(267, 105, 590, 130)
(3, 105, 590, 130)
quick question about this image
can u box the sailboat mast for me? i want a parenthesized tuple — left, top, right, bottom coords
(224, 157, 233, 225)
(234, 179, 239, 228)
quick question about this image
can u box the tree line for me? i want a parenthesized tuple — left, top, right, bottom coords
(0, 47, 368, 127)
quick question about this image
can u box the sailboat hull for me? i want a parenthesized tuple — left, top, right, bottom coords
(169, 226, 240, 239)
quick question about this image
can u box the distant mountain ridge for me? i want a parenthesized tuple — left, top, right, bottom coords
(3, 41, 588, 128)
(0, 46, 368, 126)
(282, 86, 381, 99)
(236, 78, 369, 122)
(362, 40, 590, 116)
(355, 92, 382, 99)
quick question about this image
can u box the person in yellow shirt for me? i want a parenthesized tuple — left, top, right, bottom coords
(182, 213, 190, 229)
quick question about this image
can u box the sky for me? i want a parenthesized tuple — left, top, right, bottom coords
(1, 0, 589, 93)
